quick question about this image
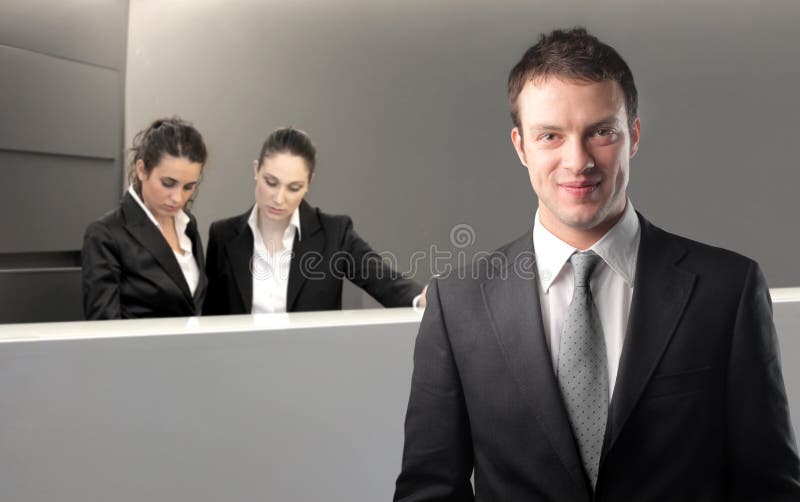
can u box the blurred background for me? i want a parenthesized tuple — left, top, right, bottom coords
(2, 0, 799, 322)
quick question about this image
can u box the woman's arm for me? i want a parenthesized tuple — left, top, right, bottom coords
(81, 221, 123, 320)
(340, 217, 423, 307)
(202, 221, 228, 315)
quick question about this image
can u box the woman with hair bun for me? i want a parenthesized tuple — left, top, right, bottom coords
(203, 126, 425, 315)
(82, 117, 209, 319)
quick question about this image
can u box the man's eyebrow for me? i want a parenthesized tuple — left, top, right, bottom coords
(529, 116, 622, 132)
(587, 116, 622, 129)
(529, 123, 564, 131)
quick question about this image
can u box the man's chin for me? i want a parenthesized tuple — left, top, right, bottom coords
(560, 211, 604, 231)
(562, 206, 625, 235)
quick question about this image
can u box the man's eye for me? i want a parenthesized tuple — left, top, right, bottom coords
(540, 133, 557, 141)
(595, 128, 616, 137)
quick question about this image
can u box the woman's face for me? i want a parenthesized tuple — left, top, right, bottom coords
(254, 152, 311, 224)
(137, 155, 203, 221)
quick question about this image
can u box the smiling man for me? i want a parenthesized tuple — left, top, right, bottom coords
(394, 28, 800, 501)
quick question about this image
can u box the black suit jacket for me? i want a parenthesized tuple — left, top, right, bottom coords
(81, 192, 207, 319)
(202, 200, 422, 314)
(395, 214, 800, 501)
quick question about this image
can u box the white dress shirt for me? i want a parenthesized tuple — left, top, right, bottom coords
(248, 204, 301, 314)
(128, 186, 200, 295)
(533, 200, 640, 398)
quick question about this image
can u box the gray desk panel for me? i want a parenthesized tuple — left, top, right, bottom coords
(0, 45, 122, 160)
(0, 322, 416, 502)
(0, 268, 83, 323)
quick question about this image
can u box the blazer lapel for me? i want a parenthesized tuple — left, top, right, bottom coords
(286, 200, 323, 311)
(481, 232, 590, 495)
(225, 211, 256, 313)
(604, 214, 697, 455)
(121, 192, 194, 306)
(187, 215, 207, 306)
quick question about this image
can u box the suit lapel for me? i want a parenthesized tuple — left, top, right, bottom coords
(121, 192, 194, 306)
(225, 212, 256, 312)
(187, 216, 207, 306)
(604, 215, 696, 455)
(481, 232, 590, 494)
(286, 200, 323, 311)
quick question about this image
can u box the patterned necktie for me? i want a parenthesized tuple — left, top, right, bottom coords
(557, 251, 609, 490)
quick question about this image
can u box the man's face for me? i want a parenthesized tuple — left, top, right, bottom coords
(511, 78, 640, 246)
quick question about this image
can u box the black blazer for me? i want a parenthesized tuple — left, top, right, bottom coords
(81, 192, 207, 319)
(203, 200, 422, 314)
(395, 213, 800, 501)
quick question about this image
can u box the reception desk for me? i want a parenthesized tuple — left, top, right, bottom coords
(1, 290, 799, 501)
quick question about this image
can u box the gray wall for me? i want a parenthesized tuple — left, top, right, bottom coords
(0, 0, 129, 322)
(0, 0, 129, 253)
(126, 0, 800, 295)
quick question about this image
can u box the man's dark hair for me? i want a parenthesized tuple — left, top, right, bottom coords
(508, 27, 638, 132)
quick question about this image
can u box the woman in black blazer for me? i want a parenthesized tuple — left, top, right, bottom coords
(82, 117, 209, 319)
(203, 127, 424, 315)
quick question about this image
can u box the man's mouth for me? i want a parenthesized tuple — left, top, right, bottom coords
(560, 180, 600, 196)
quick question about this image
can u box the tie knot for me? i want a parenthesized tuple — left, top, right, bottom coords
(570, 251, 601, 288)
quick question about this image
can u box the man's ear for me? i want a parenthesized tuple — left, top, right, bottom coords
(511, 127, 527, 167)
(629, 117, 641, 159)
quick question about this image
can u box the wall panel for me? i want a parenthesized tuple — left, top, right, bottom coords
(0, 45, 122, 159)
(0, 0, 128, 69)
(0, 0, 129, 322)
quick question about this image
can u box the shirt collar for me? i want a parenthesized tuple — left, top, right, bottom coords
(533, 199, 640, 291)
(128, 186, 190, 233)
(247, 204, 302, 245)
(127, 186, 192, 253)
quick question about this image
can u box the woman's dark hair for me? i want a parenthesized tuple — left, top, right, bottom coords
(256, 127, 316, 179)
(127, 117, 208, 202)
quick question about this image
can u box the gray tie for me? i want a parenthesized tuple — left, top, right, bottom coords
(557, 251, 608, 489)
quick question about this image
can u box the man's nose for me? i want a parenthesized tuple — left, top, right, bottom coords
(562, 138, 595, 173)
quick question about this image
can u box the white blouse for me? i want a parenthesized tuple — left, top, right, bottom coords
(247, 204, 301, 314)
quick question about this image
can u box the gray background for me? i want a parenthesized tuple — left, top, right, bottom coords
(0, 0, 129, 322)
(127, 0, 800, 297)
(0, 0, 128, 253)
(1, 0, 799, 322)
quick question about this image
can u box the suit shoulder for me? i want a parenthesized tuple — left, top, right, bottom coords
(304, 206, 354, 245)
(435, 231, 531, 294)
(656, 225, 757, 271)
(208, 210, 250, 238)
(645, 223, 764, 296)
(314, 207, 353, 229)
(85, 206, 125, 236)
